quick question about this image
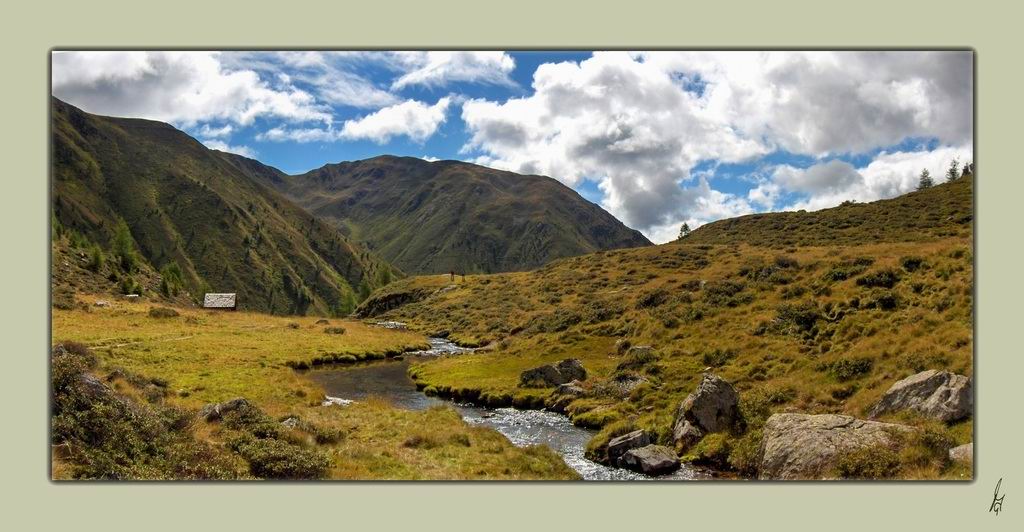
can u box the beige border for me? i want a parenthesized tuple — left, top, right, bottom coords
(5, 0, 1022, 530)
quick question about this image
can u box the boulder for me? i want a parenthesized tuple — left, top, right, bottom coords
(554, 381, 585, 397)
(556, 359, 587, 382)
(519, 364, 564, 387)
(198, 397, 250, 421)
(672, 420, 705, 450)
(949, 442, 973, 464)
(671, 373, 741, 450)
(620, 445, 681, 476)
(607, 430, 652, 465)
(519, 359, 587, 387)
(869, 369, 972, 422)
(548, 381, 586, 413)
(758, 413, 914, 480)
(78, 373, 113, 402)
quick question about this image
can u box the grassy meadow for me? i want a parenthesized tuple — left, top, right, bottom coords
(50, 297, 578, 480)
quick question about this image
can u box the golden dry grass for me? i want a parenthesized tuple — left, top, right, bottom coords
(51, 297, 578, 480)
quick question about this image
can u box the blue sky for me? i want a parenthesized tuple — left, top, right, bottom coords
(51, 51, 973, 243)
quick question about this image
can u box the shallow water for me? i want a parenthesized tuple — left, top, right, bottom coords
(304, 338, 706, 480)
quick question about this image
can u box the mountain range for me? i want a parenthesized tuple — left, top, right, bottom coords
(51, 97, 651, 312)
(255, 155, 651, 275)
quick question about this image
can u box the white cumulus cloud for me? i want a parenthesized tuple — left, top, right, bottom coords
(460, 51, 973, 242)
(391, 52, 516, 89)
(52, 51, 332, 127)
(258, 97, 452, 144)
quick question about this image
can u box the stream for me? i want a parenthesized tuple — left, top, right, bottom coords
(305, 337, 707, 480)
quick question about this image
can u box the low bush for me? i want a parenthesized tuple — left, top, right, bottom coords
(834, 445, 902, 479)
(816, 357, 874, 381)
(52, 286, 79, 310)
(636, 288, 670, 309)
(856, 268, 901, 289)
(701, 347, 738, 368)
(772, 301, 821, 334)
(148, 307, 180, 319)
(228, 435, 330, 479)
(823, 257, 874, 282)
(51, 342, 240, 479)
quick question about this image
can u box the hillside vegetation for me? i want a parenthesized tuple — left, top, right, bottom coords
(358, 177, 974, 479)
(52, 97, 396, 315)
(260, 155, 652, 275)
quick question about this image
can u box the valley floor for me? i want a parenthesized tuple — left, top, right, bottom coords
(50, 297, 578, 480)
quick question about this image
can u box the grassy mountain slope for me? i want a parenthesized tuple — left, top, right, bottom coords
(51, 97, 397, 315)
(262, 156, 652, 275)
(358, 177, 974, 479)
(685, 178, 972, 247)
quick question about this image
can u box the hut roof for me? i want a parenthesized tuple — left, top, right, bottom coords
(203, 293, 236, 309)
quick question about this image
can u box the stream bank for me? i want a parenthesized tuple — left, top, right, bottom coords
(304, 337, 708, 480)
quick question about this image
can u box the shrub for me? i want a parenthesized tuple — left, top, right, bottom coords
(727, 429, 763, 476)
(816, 357, 873, 381)
(900, 256, 925, 272)
(148, 307, 180, 319)
(773, 301, 821, 334)
(774, 255, 799, 269)
(834, 445, 902, 479)
(780, 285, 807, 299)
(636, 288, 670, 309)
(856, 268, 901, 289)
(525, 309, 581, 333)
(160, 262, 184, 297)
(615, 347, 659, 372)
(228, 436, 330, 479)
(119, 275, 141, 295)
(582, 298, 624, 323)
(221, 404, 282, 439)
(86, 244, 105, 272)
(701, 347, 738, 368)
(703, 280, 752, 307)
(823, 257, 874, 282)
(111, 219, 139, 273)
(690, 432, 731, 468)
(52, 286, 78, 310)
(51, 343, 240, 479)
(864, 290, 900, 311)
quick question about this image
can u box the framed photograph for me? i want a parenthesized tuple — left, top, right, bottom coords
(49, 49, 975, 482)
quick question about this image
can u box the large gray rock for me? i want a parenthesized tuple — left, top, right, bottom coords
(672, 373, 741, 450)
(620, 445, 681, 476)
(556, 359, 588, 382)
(758, 413, 914, 480)
(949, 442, 973, 464)
(519, 359, 587, 387)
(198, 397, 250, 421)
(547, 381, 586, 413)
(607, 430, 652, 465)
(869, 369, 972, 422)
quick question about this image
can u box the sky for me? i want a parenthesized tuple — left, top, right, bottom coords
(51, 50, 973, 244)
